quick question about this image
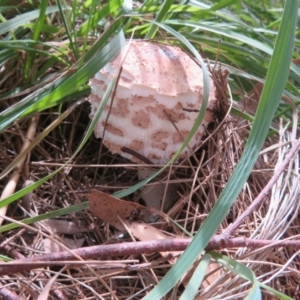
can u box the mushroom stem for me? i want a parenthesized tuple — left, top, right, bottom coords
(138, 168, 178, 211)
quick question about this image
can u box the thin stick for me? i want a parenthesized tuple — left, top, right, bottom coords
(1, 237, 300, 276)
(0, 116, 38, 225)
(0, 286, 26, 300)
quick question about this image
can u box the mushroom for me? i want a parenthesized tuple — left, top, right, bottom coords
(89, 41, 217, 209)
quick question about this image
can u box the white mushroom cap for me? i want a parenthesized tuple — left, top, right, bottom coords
(89, 41, 217, 164)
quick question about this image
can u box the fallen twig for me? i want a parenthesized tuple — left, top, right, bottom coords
(1, 236, 300, 276)
(0, 117, 37, 225)
(0, 286, 26, 300)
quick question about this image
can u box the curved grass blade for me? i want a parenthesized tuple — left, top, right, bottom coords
(165, 20, 273, 55)
(179, 253, 211, 300)
(0, 40, 70, 66)
(259, 283, 293, 300)
(0, 32, 126, 232)
(0, 6, 70, 35)
(209, 0, 240, 11)
(57, 0, 78, 59)
(0, 20, 125, 132)
(143, 1, 299, 299)
(23, 0, 49, 82)
(145, 0, 175, 39)
(114, 21, 210, 198)
(211, 251, 261, 299)
(0, 65, 120, 232)
(0, 202, 89, 234)
(77, 0, 122, 37)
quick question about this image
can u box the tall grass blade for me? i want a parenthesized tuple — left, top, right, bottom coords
(0, 6, 70, 35)
(145, 0, 175, 39)
(23, 0, 49, 82)
(0, 22, 125, 132)
(57, 0, 78, 59)
(114, 22, 210, 198)
(0, 31, 125, 208)
(179, 253, 211, 300)
(211, 252, 261, 299)
(143, 1, 299, 298)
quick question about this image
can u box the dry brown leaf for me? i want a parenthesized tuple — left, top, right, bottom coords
(87, 189, 182, 259)
(127, 221, 167, 241)
(37, 270, 62, 300)
(87, 189, 166, 231)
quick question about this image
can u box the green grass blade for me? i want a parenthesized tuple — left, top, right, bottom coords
(145, 0, 175, 39)
(0, 22, 125, 132)
(0, 6, 70, 35)
(0, 202, 89, 234)
(77, 0, 122, 37)
(0, 32, 125, 232)
(81, 0, 98, 56)
(114, 22, 210, 198)
(143, 1, 299, 298)
(211, 252, 261, 299)
(165, 20, 273, 55)
(57, 0, 79, 59)
(259, 283, 293, 300)
(0, 69, 115, 229)
(23, 0, 49, 82)
(0, 32, 124, 187)
(209, 0, 240, 11)
(179, 253, 211, 300)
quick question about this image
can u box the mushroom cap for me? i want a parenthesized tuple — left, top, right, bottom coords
(89, 41, 217, 164)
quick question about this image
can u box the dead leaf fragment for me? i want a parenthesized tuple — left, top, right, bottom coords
(37, 269, 62, 300)
(42, 219, 90, 234)
(87, 189, 165, 231)
(87, 189, 182, 259)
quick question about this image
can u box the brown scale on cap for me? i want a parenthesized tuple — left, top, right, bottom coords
(89, 41, 218, 164)
(105, 98, 130, 117)
(129, 140, 144, 151)
(173, 131, 190, 144)
(101, 122, 124, 137)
